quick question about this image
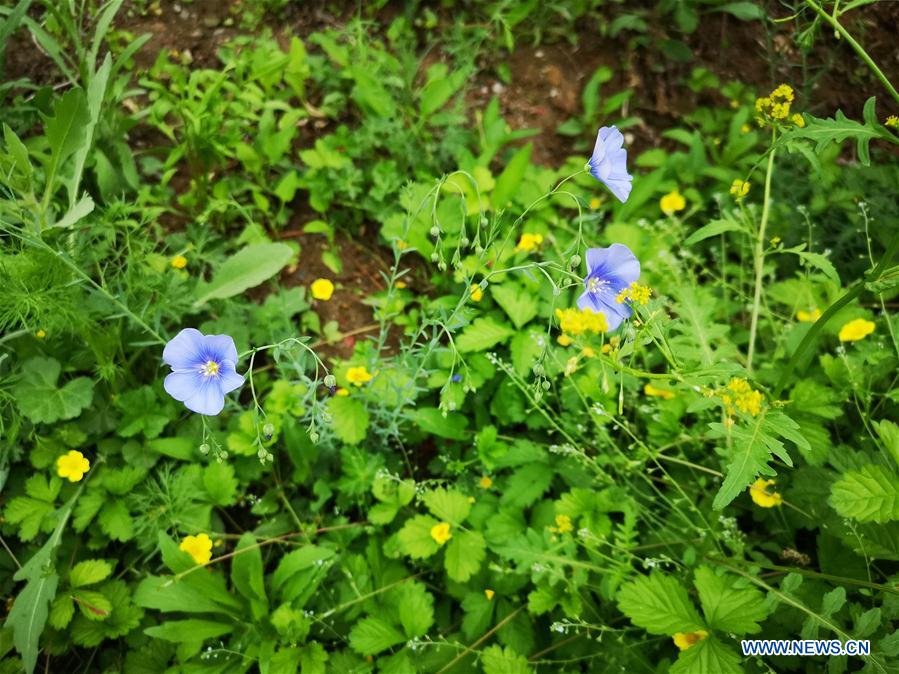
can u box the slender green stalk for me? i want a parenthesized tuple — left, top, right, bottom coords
(746, 144, 776, 372)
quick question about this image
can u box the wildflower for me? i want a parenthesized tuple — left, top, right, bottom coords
(179, 533, 213, 565)
(726, 378, 763, 416)
(336, 387, 350, 396)
(769, 236, 781, 246)
(581, 347, 596, 358)
(396, 240, 408, 250)
(553, 514, 574, 534)
(163, 329, 245, 416)
(730, 179, 750, 198)
(395, 281, 407, 289)
(346, 366, 373, 386)
(485, 589, 495, 600)
(311, 278, 334, 301)
(886, 115, 899, 129)
(430, 522, 452, 545)
(616, 282, 652, 306)
(555, 308, 608, 335)
(586, 126, 633, 203)
(577, 244, 641, 331)
(171, 255, 188, 269)
(796, 308, 821, 323)
(515, 233, 543, 253)
(755, 84, 801, 128)
(644, 383, 674, 400)
(748, 478, 783, 508)
(839, 318, 875, 342)
(35, 329, 46, 339)
(589, 197, 601, 209)
(479, 476, 493, 489)
(673, 630, 709, 651)
(660, 190, 686, 215)
(740, 124, 751, 134)
(791, 113, 805, 128)
(57, 450, 90, 482)
(451, 374, 463, 383)
(557, 334, 573, 346)
(470, 284, 484, 302)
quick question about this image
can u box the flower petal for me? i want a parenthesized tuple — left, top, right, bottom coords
(217, 360, 245, 394)
(577, 291, 631, 331)
(164, 370, 203, 401)
(603, 243, 641, 285)
(603, 176, 633, 204)
(163, 328, 205, 369)
(202, 334, 239, 364)
(183, 380, 226, 416)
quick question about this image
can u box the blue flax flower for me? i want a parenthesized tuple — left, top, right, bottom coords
(577, 244, 641, 331)
(587, 126, 632, 203)
(163, 328, 245, 415)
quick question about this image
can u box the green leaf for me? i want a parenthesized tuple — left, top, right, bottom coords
(194, 242, 294, 305)
(134, 574, 240, 616)
(328, 396, 369, 445)
(617, 573, 705, 635)
(72, 589, 112, 620)
(683, 218, 745, 246)
(787, 102, 883, 167)
(491, 282, 538, 329)
(444, 530, 486, 582)
(480, 645, 533, 674)
(712, 2, 764, 20)
(694, 567, 767, 634)
(231, 533, 267, 605)
(455, 317, 515, 353)
(396, 581, 434, 639)
(830, 464, 899, 523)
(348, 616, 405, 656)
(415, 407, 468, 440)
(397, 515, 441, 559)
(203, 461, 239, 506)
(114, 386, 168, 439)
(144, 619, 233, 643)
(13, 357, 94, 424)
(492, 143, 533, 208)
(461, 591, 495, 639)
(670, 637, 743, 674)
(48, 595, 74, 630)
(98, 499, 133, 542)
(422, 488, 471, 524)
(41, 87, 90, 193)
(69, 560, 113, 588)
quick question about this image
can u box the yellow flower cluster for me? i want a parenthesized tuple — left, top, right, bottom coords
(555, 307, 608, 337)
(748, 478, 783, 508)
(886, 115, 899, 129)
(721, 377, 764, 417)
(615, 282, 652, 306)
(755, 84, 803, 128)
(550, 514, 573, 534)
(515, 232, 543, 253)
(730, 179, 750, 199)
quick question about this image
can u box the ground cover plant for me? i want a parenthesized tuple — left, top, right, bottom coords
(1, 0, 899, 672)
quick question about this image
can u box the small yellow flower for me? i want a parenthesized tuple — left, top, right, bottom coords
(769, 236, 781, 246)
(311, 278, 334, 301)
(171, 255, 188, 269)
(730, 179, 750, 198)
(726, 377, 763, 416)
(886, 115, 899, 129)
(57, 450, 90, 482)
(35, 329, 46, 339)
(740, 123, 751, 134)
(484, 589, 495, 600)
(839, 318, 875, 342)
(346, 366, 373, 386)
(430, 522, 452, 545)
(589, 197, 601, 209)
(729, 99, 739, 109)
(581, 347, 596, 358)
(396, 239, 408, 250)
(395, 281, 408, 289)
(478, 476, 493, 489)
(515, 233, 544, 253)
(791, 113, 805, 128)
(553, 514, 573, 534)
(660, 190, 686, 215)
(470, 284, 484, 302)
(616, 282, 652, 306)
(555, 308, 608, 335)
(336, 387, 350, 397)
(796, 308, 821, 323)
(557, 334, 573, 347)
(644, 383, 674, 400)
(673, 630, 709, 651)
(748, 478, 783, 508)
(179, 533, 213, 565)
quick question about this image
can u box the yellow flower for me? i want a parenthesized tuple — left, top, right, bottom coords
(396, 281, 408, 289)
(515, 233, 543, 253)
(748, 478, 783, 508)
(730, 179, 750, 198)
(769, 236, 781, 246)
(336, 387, 350, 397)
(673, 630, 709, 651)
(35, 329, 46, 339)
(644, 383, 674, 400)
(660, 190, 686, 215)
(839, 318, 875, 342)
(430, 522, 452, 545)
(171, 255, 188, 269)
(886, 115, 899, 129)
(555, 308, 608, 335)
(589, 197, 601, 209)
(478, 476, 493, 489)
(564, 356, 579, 377)
(179, 533, 213, 565)
(396, 239, 408, 250)
(616, 282, 652, 306)
(755, 84, 797, 127)
(740, 123, 751, 134)
(484, 589, 495, 600)
(791, 113, 805, 128)
(553, 514, 573, 534)
(346, 366, 373, 386)
(726, 377, 763, 416)
(557, 334, 573, 346)
(57, 450, 90, 482)
(796, 308, 821, 323)
(311, 278, 334, 301)
(581, 347, 596, 358)
(470, 284, 484, 302)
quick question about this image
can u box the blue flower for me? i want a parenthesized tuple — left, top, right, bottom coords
(163, 328, 245, 415)
(587, 126, 633, 203)
(577, 244, 641, 331)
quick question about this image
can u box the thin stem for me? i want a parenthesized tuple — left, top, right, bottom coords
(746, 143, 776, 372)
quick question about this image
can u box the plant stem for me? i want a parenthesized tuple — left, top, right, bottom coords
(746, 144, 776, 373)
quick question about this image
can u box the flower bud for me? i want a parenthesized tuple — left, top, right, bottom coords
(199, 443, 210, 455)
(430, 252, 439, 262)
(262, 422, 275, 440)
(430, 226, 440, 238)
(569, 254, 581, 269)
(324, 374, 336, 388)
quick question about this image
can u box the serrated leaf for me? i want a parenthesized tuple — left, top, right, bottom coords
(455, 317, 515, 353)
(348, 616, 405, 656)
(617, 573, 705, 635)
(694, 567, 767, 634)
(422, 488, 471, 524)
(98, 499, 133, 542)
(491, 282, 538, 329)
(670, 637, 743, 674)
(396, 581, 434, 639)
(830, 464, 899, 523)
(397, 515, 441, 559)
(48, 594, 74, 630)
(73, 589, 112, 620)
(13, 357, 94, 424)
(480, 645, 533, 674)
(787, 105, 883, 167)
(444, 529, 485, 582)
(69, 560, 113, 588)
(328, 396, 369, 445)
(203, 461, 238, 506)
(194, 243, 294, 305)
